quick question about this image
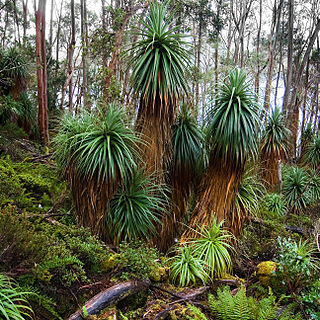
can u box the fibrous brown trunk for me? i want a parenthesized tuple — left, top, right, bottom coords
(182, 159, 243, 240)
(36, 0, 49, 144)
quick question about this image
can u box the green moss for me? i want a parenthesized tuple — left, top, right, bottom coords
(149, 266, 169, 282)
(0, 156, 65, 212)
(256, 261, 277, 286)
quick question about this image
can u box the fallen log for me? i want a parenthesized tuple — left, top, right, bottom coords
(251, 217, 313, 235)
(68, 280, 150, 320)
(150, 285, 209, 301)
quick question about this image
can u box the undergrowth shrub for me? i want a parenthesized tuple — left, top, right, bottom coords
(263, 193, 285, 216)
(117, 241, 160, 281)
(271, 237, 320, 318)
(0, 156, 64, 211)
(0, 205, 112, 318)
(272, 237, 319, 296)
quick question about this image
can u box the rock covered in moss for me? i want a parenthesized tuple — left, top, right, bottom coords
(100, 254, 120, 272)
(256, 261, 277, 286)
(149, 266, 169, 282)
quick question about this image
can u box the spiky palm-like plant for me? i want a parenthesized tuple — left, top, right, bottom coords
(306, 136, 320, 169)
(105, 170, 167, 244)
(283, 167, 312, 214)
(260, 107, 290, 189)
(159, 107, 205, 250)
(130, 1, 190, 179)
(0, 48, 27, 99)
(189, 219, 233, 278)
(54, 105, 139, 237)
(232, 165, 265, 233)
(169, 245, 208, 287)
(300, 123, 315, 161)
(263, 193, 286, 216)
(183, 70, 260, 238)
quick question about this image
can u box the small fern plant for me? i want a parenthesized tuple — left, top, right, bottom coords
(208, 286, 300, 320)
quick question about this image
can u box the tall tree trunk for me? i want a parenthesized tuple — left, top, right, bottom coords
(81, 0, 89, 109)
(13, 0, 21, 44)
(48, 0, 54, 59)
(104, 4, 145, 102)
(254, 0, 262, 95)
(101, 0, 106, 30)
(286, 18, 320, 158)
(282, 0, 294, 115)
(195, 20, 202, 109)
(274, 40, 283, 106)
(55, 0, 63, 78)
(22, 0, 28, 41)
(263, 0, 283, 113)
(68, 0, 76, 111)
(36, 0, 49, 144)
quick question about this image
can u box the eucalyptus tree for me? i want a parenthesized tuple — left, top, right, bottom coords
(183, 69, 261, 238)
(130, 1, 191, 182)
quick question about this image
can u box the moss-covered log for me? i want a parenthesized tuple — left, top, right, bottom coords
(68, 280, 150, 320)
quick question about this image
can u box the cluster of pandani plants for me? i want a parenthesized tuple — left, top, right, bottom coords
(55, 2, 320, 256)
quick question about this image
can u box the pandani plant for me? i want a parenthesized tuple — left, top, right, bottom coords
(54, 104, 140, 238)
(104, 169, 168, 245)
(232, 164, 265, 233)
(260, 107, 290, 190)
(0, 47, 28, 99)
(129, 1, 190, 181)
(300, 123, 315, 162)
(159, 106, 205, 251)
(182, 69, 261, 238)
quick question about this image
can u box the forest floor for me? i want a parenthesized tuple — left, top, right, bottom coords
(0, 128, 318, 320)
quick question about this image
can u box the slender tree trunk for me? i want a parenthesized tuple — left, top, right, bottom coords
(195, 20, 202, 109)
(101, 0, 106, 30)
(287, 18, 320, 158)
(13, 0, 21, 44)
(274, 40, 282, 106)
(283, 0, 294, 114)
(55, 0, 63, 78)
(301, 58, 310, 134)
(104, 4, 145, 102)
(254, 0, 262, 95)
(36, 0, 49, 144)
(48, 0, 54, 59)
(81, 0, 89, 109)
(22, 0, 28, 41)
(68, 0, 76, 111)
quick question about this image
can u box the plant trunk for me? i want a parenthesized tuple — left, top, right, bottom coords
(182, 159, 243, 240)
